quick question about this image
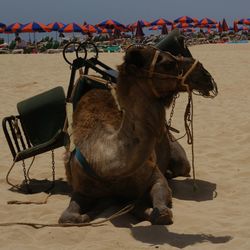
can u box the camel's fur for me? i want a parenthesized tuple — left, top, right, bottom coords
(59, 46, 216, 225)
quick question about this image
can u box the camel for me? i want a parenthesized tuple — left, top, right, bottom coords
(59, 45, 217, 225)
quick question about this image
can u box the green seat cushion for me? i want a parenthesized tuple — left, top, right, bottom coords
(17, 86, 66, 146)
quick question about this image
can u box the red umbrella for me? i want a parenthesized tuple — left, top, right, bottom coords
(173, 23, 194, 29)
(58, 23, 84, 33)
(233, 21, 239, 32)
(161, 24, 168, 34)
(236, 18, 250, 25)
(135, 20, 144, 37)
(21, 22, 50, 32)
(82, 24, 100, 33)
(149, 24, 168, 34)
(222, 18, 229, 31)
(96, 19, 126, 30)
(97, 28, 112, 34)
(198, 18, 217, 27)
(0, 22, 6, 29)
(150, 18, 172, 26)
(4, 23, 23, 33)
(218, 22, 223, 33)
(149, 26, 161, 30)
(47, 22, 65, 31)
(174, 16, 196, 23)
(130, 20, 151, 28)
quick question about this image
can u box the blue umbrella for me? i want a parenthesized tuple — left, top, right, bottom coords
(47, 22, 65, 31)
(0, 22, 6, 28)
(135, 20, 144, 37)
(58, 23, 84, 33)
(4, 23, 23, 33)
(150, 18, 172, 26)
(174, 16, 196, 23)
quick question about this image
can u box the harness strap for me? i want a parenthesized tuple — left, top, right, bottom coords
(74, 148, 101, 180)
(180, 60, 199, 92)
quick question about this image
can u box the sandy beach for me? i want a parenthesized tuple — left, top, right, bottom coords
(0, 43, 250, 249)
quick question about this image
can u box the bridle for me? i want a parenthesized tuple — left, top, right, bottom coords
(127, 45, 217, 98)
(144, 48, 199, 97)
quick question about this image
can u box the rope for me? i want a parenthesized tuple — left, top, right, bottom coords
(0, 203, 135, 229)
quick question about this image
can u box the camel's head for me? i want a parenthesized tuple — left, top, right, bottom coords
(119, 46, 218, 99)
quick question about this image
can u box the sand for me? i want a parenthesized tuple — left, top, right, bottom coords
(0, 43, 250, 249)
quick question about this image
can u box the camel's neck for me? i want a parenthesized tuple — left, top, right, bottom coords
(82, 78, 172, 179)
(112, 78, 167, 175)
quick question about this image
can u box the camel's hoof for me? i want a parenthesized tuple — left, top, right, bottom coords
(149, 207, 173, 225)
(58, 212, 91, 224)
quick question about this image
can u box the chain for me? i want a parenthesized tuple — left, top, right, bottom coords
(21, 160, 31, 192)
(167, 94, 179, 128)
(51, 150, 55, 183)
(166, 94, 179, 141)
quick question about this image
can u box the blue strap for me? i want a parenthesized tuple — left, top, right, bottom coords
(74, 148, 100, 180)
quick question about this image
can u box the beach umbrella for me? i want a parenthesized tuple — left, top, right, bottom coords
(58, 23, 84, 33)
(149, 26, 162, 31)
(47, 22, 65, 31)
(148, 25, 168, 34)
(222, 18, 229, 31)
(82, 24, 100, 33)
(218, 22, 223, 33)
(21, 22, 50, 32)
(161, 24, 168, 35)
(130, 20, 151, 28)
(236, 18, 250, 25)
(4, 23, 23, 33)
(0, 22, 6, 29)
(174, 16, 195, 23)
(174, 23, 194, 29)
(96, 19, 126, 30)
(233, 21, 239, 33)
(135, 20, 144, 37)
(47, 22, 65, 40)
(150, 18, 172, 26)
(238, 26, 249, 31)
(198, 18, 217, 27)
(97, 28, 113, 34)
(207, 24, 219, 29)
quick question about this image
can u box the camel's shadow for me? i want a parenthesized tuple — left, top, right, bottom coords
(169, 178, 217, 201)
(108, 212, 232, 248)
(108, 178, 221, 248)
(130, 226, 232, 249)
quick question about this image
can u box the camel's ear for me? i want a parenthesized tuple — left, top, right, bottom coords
(124, 48, 145, 69)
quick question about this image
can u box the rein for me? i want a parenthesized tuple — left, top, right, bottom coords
(144, 49, 199, 98)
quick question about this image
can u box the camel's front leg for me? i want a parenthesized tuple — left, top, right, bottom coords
(143, 162, 173, 225)
(149, 171, 173, 225)
(131, 164, 173, 225)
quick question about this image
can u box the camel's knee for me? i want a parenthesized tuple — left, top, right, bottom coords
(150, 178, 173, 209)
(59, 192, 95, 224)
(150, 207, 173, 225)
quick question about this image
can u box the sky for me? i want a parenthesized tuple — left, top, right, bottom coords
(1, 0, 250, 27)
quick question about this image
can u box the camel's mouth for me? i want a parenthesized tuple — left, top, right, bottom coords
(194, 79, 218, 98)
(193, 67, 218, 98)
